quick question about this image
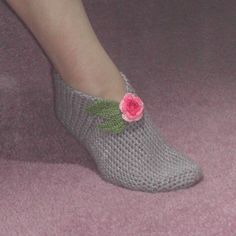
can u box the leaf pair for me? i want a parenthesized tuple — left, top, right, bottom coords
(85, 100, 127, 134)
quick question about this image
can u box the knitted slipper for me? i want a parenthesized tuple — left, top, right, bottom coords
(52, 68, 203, 192)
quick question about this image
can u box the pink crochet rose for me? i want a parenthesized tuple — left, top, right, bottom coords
(119, 93, 144, 122)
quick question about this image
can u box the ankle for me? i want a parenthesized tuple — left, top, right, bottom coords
(59, 68, 127, 102)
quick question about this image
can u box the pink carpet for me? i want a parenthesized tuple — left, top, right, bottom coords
(1, 0, 236, 235)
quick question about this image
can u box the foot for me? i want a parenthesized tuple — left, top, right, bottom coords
(52, 68, 203, 192)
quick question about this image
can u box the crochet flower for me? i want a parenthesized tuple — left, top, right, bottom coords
(86, 92, 144, 134)
(119, 93, 144, 122)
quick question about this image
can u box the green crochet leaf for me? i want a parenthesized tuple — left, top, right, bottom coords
(85, 100, 127, 134)
(86, 100, 120, 119)
(98, 115, 126, 134)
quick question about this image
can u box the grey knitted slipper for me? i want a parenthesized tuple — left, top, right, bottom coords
(52, 68, 203, 192)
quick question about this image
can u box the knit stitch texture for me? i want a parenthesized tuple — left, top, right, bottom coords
(52, 68, 203, 192)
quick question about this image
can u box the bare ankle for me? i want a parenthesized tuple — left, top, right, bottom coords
(60, 68, 127, 103)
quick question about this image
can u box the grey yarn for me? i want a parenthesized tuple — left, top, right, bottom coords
(52, 68, 203, 192)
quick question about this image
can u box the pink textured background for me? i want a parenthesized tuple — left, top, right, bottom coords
(1, 1, 236, 235)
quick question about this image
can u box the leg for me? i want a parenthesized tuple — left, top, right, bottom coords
(5, 0, 203, 192)
(5, 0, 126, 102)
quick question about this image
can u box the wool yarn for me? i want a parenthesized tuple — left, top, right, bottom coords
(52, 68, 203, 192)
